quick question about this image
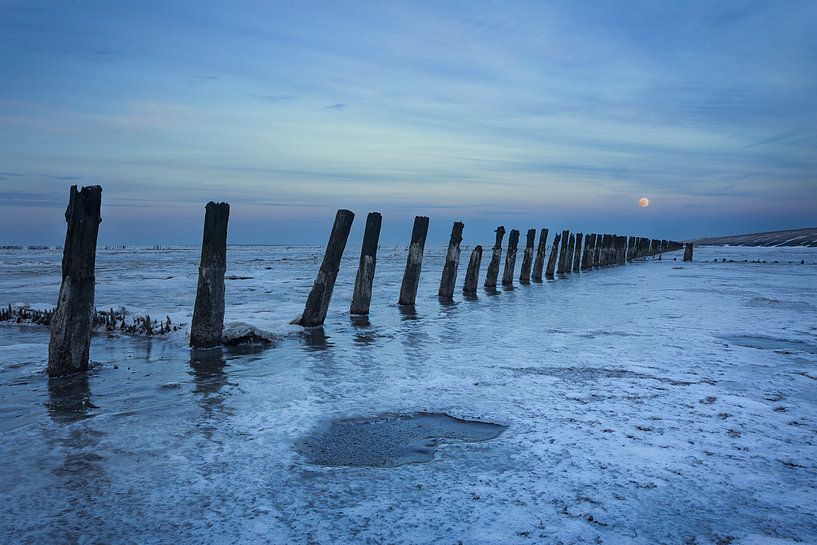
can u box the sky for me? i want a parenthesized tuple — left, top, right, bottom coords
(1, 0, 816, 245)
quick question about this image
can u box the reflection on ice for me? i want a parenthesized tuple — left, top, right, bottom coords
(47, 373, 95, 424)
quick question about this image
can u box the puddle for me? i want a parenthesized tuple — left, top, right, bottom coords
(297, 412, 507, 467)
(719, 335, 817, 354)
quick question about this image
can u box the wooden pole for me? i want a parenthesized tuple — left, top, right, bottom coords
(545, 232, 561, 278)
(398, 215, 429, 305)
(438, 221, 464, 300)
(502, 229, 520, 286)
(557, 229, 570, 274)
(462, 245, 483, 294)
(572, 233, 583, 272)
(484, 226, 505, 288)
(581, 234, 593, 270)
(531, 228, 548, 281)
(683, 242, 694, 262)
(519, 228, 536, 283)
(565, 233, 575, 274)
(48, 185, 102, 376)
(350, 212, 382, 315)
(299, 209, 355, 326)
(190, 202, 230, 347)
(593, 234, 602, 267)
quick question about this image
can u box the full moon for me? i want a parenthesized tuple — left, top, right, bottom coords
(639, 197, 650, 208)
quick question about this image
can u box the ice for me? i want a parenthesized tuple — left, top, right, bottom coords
(0, 245, 816, 544)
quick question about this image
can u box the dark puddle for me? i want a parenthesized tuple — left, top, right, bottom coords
(298, 412, 507, 467)
(719, 335, 817, 354)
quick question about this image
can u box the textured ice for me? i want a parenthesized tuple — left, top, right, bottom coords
(0, 244, 816, 544)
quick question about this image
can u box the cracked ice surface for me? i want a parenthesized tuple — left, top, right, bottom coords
(0, 245, 816, 544)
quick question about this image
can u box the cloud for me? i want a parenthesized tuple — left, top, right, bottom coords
(0, 0, 815, 242)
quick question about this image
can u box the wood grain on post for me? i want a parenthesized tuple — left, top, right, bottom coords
(531, 228, 549, 281)
(502, 229, 520, 286)
(299, 209, 355, 326)
(190, 202, 230, 347)
(484, 226, 505, 288)
(398, 216, 430, 305)
(48, 185, 102, 376)
(350, 212, 382, 315)
(463, 245, 483, 294)
(519, 228, 536, 283)
(545, 232, 561, 278)
(557, 229, 570, 274)
(438, 221, 464, 300)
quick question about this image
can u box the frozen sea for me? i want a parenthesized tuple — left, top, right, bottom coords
(1, 244, 816, 545)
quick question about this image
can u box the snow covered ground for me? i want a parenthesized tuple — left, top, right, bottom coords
(1, 244, 815, 544)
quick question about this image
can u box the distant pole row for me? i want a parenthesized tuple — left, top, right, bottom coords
(45, 187, 686, 377)
(292, 212, 685, 332)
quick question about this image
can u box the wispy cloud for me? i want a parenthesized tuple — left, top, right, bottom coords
(0, 0, 815, 243)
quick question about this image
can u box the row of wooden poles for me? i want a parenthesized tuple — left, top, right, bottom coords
(46, 186, 691, 377)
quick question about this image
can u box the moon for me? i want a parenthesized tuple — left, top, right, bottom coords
(639, 197, 650, 208)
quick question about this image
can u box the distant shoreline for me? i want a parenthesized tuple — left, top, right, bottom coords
(694, 227, 817, 247)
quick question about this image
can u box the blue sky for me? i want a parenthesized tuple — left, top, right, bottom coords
(1, 0, 815, 245)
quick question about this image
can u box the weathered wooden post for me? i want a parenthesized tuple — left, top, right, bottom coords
(398, 215, 429, 306)
(531, 228, 548, 281)
(484, 226, 505, 288)
(299, 209, 355, 327)
(683, 242, 694, 262)
(463, 245, 483, 294)
(438, 221, 464, 300)
(572, 233, 583, 272)
(565, 233, 575, 274)
(581, 234, 594, 270)
(593, 234, 602, 267)
(502, 229, 520, 286)
(519, 228, 536, 283)
(190, 202, 230, 347)
(557, 229, 570, 274)
(613, 236, 621, 264)
(599, 234, 609, 266)
(47, 185, 102, 376)
(350, 212, 382, 315)
(545, 232, 561, 278)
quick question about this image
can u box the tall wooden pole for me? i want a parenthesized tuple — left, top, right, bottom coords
(48, 185, 102, 376)
(502, 229, 520, 286)
(557, 229, 570, 274)
(399, 216, 430, 306)
(545, 232, 561, 278)
(572, 233, 583, 272)
(438, 221, 464, 300)
(531, 228, 548, 281)
(190, 202, 230, 347)
(683, 242, 694, 262)
(299, 209, 355, 327)
(565, 233, 575, 274)
(519, 228, 536, 283)
(350, 212, 382, 315)
(462, 245, 483, 294)
(484, 226, 505, 288)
